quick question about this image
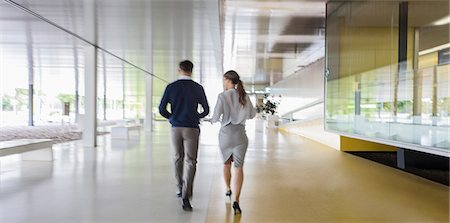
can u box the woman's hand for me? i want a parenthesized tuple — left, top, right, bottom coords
(202, 117, 213, 124)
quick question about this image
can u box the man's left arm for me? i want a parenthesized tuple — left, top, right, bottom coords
(198, 86, 209, 118)
(159, 86, 172, 119)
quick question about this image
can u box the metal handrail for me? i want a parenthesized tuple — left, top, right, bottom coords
(281, 99, 324, 122)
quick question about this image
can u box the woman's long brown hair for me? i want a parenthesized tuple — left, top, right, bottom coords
(224, 70, 247, 106)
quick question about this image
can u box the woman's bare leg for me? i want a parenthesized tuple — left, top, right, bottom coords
(234, 167, 243, 202)
(224, 158, 232, 191)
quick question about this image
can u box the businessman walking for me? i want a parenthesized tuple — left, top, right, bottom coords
(159, 60, 209, 211)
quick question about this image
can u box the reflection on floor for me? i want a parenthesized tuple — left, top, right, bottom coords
(0, 120, 448, 223)
(206, 121, 449, 223)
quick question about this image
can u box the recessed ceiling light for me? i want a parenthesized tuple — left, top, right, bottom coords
(431, 15, 450, 26)
(419, 43, 450, 56)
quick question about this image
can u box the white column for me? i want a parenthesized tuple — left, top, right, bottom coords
(73, 45, 80, 123)
(102, 51, 107, 121)
(144, 2, 153, 132)
(145, 65, 153, 132)
(169, 5, 175, 82)
(122, 62, 126, 119)
(83, 0, 98, 147)
(70, 2, 80, 123)
(26, 22, 34, 126)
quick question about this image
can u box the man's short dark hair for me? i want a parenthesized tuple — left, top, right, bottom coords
(179, 60, 194, 73)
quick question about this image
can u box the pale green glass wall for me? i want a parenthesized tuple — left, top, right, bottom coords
(325, 1, 449, 152)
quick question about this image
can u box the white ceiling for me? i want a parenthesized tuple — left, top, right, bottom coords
(222, 0, 326, 85)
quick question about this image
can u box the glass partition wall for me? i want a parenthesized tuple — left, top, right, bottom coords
(0, 2, 156, 128)
(325, 1, 449, 154)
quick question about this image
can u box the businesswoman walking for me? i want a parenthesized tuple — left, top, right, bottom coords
(211, 70, 256, 215)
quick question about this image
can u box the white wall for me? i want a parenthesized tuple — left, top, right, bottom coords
(271, 58, 324, 117)
(272, 58, 340, 150)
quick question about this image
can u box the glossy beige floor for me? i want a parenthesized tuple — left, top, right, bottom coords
(0, 122, 222, 223)
(0, 120, 448, 223)
(206, 121, 449, 223)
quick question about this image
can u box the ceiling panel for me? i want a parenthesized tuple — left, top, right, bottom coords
(2, 0, 328, 96)
(222, 0, 326, 85)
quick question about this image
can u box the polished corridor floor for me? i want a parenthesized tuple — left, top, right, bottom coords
(0, 121, 448, 223)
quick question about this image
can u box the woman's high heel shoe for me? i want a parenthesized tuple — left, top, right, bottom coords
(226, 190, 232, 200)
(232, 201, 242, 215)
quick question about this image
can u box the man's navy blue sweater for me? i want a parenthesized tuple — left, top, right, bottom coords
(159, 79, 209, 128)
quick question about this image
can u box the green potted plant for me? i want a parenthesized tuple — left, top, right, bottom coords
(257, 94, 281, 128)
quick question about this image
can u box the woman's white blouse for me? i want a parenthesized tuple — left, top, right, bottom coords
(211, 89, 256, 127)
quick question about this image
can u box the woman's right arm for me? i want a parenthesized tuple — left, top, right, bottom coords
(247, 96, 256, 119)
(211, 95, 223, 123)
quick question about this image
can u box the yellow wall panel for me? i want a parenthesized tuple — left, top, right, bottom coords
(419, 52, 438, 69)
(340, 136, 397, 152)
